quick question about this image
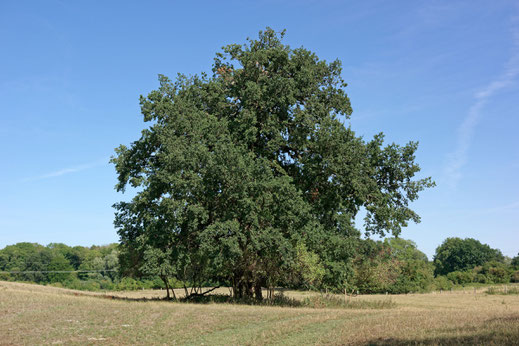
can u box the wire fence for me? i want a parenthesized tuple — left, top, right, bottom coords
(0, 270, 117, 274)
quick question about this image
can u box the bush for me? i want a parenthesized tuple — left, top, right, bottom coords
(511, 271, 519, 283)
(475, 261, 510, 284)
(474, 273, 488, 284)
(446, 270, 474, 285)
(393, 260, 435, 293)
(433, 276, 453, 290)
(115, 277, 140, 291)
(61, 279, 101, 291)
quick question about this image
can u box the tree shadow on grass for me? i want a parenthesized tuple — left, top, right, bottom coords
(71, 292, 166, 302)
(89, 292, 396, 310)
(179, 293, 304, 307)
(74, 291, 301, 306)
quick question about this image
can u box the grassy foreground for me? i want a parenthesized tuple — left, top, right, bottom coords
(1, 281, 518, 345)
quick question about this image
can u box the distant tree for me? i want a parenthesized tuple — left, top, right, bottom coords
(384, 238, 428, 262)
(511, 253, 519, 269)
(111, 28, 434, 299)
(66, 246, 90, 270)
(433, 237, 504, 276)
(0, 243, 50, 282)
(46, 254, 75, 283)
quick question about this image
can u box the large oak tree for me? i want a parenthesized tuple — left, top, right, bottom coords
(111, 28, 433, 299)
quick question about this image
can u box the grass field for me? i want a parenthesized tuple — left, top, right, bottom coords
(1, 281, 518, 345)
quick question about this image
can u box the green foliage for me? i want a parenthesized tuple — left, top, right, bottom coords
(116, 277, 140, 291)
(446, 270, 475, 285)
(437, 260, 512, 286)
(384, 238, 428, 262)
(392, 260, 435, 293)
(474, 261, 510, 284)
(46, 254, 75, 283)
(0, 243, 50, 282)
(433, 276, 453, 290)
(0, 242, 122, 290)
(511, 253, 519, 269)
(111, 30, 433, 300)
(351, 238, 434, 294)
(433, 237, 504, 276)
(1, 237, 517, 295)
(292, 242, 326, 289)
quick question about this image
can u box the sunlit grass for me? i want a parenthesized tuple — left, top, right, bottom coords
(486, 285, 519, 295)
(1, 281, 518, 345)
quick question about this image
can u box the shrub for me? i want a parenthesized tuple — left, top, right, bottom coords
(511, 271, 519, 283)
(446, 270, 474, 285)
(475, 273, 489, 284)
(475, 261, 510, 284)
(433, 276, 453, 290)
(115, 277, 140, 291)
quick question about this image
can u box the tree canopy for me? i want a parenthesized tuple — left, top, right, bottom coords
(0, 242, 119, 287)
(384, 237, 428, 262)
(111, 28, 434, 299)
(512, 253, 519, 269)
(433, 237, 504, 276)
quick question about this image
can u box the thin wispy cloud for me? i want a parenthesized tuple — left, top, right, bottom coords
(445, 24, 519, 188)
(22, 158, 108, 182)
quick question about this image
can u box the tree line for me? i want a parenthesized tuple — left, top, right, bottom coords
(1, 237, 517, 294)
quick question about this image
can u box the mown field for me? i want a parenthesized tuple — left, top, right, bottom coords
(1, 281, 518, 345)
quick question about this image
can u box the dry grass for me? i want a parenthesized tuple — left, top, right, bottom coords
(1, 281, 518, 345)
(486, 285, 519, 295)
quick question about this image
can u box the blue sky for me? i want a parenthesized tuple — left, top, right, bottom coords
(1, 0, 518, 259)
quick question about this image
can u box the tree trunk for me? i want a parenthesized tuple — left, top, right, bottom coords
(254, 282, 263, 301)
(246, 281, 253, 298)
(171, 285, 177, 300)
(161, 276, 170, 299)
(234, 280, 242, 299)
